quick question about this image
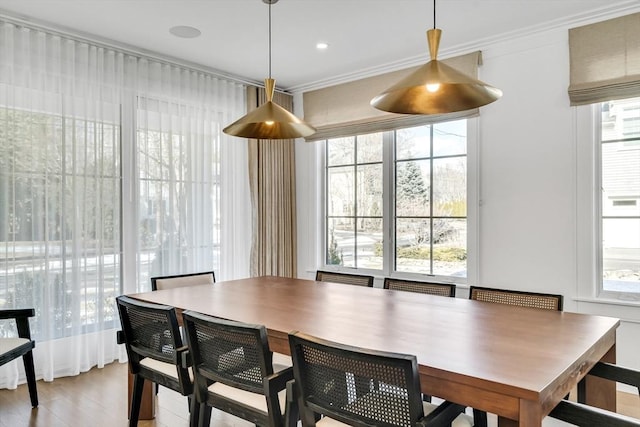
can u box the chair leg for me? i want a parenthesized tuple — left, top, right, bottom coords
(285, 380, 300, 427)
(129, 374, 145, 427)
(473, 409, 488, 427)
(198, 403, 212, 427)
(22, 351, 38, 408)
(188, 395, 200, 427)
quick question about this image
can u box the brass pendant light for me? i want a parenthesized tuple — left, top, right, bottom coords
(223, 0, 315, 139)
(371, 0, 502, 115)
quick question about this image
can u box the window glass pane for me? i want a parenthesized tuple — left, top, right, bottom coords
(396, 160, 430, 217)
(327, 166, 354, 216)
(357, 164, 383, 216)
(602, 143, 640, 217)
(432, 219, 467, 277)
(357, 132, 383, 163)
(327, 136, 355, 166)
(396, 218, 431, 274)
(396, 125, 430, 160)
(327, 218, 355, 267)
(602, 218, 640, 292)
(357, 218, 383, 270)
(433, 157, 467, 217)
(602, 97, 640, 141)
(600, 96, 640, 294)
(433, 120, 467, 157)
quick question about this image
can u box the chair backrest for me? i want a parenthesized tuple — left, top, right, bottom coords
(315, 270, 374, 287)
(288, 331, 425, 427)
(383, 278, 456, 297)
(469, 286, 563, 311)
(182, 310, 272, 395)
(116, 295, 184, 367)
(150, 271, 215, 291)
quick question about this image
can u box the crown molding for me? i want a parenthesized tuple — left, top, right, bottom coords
(288, 1, 640, 94)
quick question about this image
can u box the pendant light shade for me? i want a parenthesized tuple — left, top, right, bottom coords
(223, 0, 315, 139)
(371, 3, 502, 115)
(224, 78, 316, 139)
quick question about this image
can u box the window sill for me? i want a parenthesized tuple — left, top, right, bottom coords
(574, 296, 640, 307)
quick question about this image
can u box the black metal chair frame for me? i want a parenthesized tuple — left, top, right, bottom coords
(0, 308, 38, 407)
(315, 270, 374, 287)
(468, 285, 564, 311)
(287, 331, 468, 427)
(150, 271, 216, 291)
(547, 361, 640, 427)
(182, 310, 294, 427)
(383, 278, 456, 297)
(116, 295, 198, 427)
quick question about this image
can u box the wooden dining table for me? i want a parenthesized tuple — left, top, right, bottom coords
(127, 275, 619, 427)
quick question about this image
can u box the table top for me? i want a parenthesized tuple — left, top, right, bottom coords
(128, 275, 619, 419)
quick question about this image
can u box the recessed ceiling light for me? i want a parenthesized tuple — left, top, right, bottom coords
(316, 42, 329, 50)
(169, 26, 201, 38)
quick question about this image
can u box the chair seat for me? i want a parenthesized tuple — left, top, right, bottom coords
(272, 352, 292, 369)
(208, 381, 287, 414)
(140, 357, 194, 381)
(316, 398, 474, 427)
(0, 337, 33, 360)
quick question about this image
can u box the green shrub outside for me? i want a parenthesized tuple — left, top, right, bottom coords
(372, 242, 466, 261)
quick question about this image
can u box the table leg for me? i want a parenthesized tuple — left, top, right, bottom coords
(579, 345, 617, 412)
(127, 368, 156, 420)
(497, 417, 518, 427)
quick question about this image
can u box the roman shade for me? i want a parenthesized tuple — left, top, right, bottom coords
(568, 12, 640, 105)
(303, 51, 482, 141)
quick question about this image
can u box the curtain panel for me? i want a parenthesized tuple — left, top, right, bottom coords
(568, 12, 640, 105)
(247, 87, 297, 277)
(303, 51, 482, 141)
(0, 19, 249, 388)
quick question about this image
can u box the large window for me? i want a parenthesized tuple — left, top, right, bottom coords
(324, 120, 467, 279)
(0, 102, 121, 339)
(136, 97, 221, 287)
(600, 96, 640, 293)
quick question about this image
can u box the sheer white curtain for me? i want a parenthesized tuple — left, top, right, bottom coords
(133, 60, 250, 288)
(0, 20, 250, 388)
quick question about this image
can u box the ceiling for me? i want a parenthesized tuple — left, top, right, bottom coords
(0, 0, 638, 92)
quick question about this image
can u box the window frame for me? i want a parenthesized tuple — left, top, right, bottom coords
(320, 118, 478, 285)
(576, 101, 640, 303)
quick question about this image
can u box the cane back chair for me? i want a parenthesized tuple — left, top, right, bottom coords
(182, 310, 295, 427)
(315, 270, 374, 287)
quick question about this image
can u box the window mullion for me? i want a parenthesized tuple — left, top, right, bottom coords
(383, 130, 394, 276)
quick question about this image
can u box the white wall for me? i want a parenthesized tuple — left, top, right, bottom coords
(294, 26, 640, 371)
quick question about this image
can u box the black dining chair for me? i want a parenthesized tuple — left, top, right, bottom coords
(287, 331, 473, 427)
(150, 271, 215, 291)
(384, 277, 456, 297)
(315, 270, 374, 287)
(182, 310, 295, 427)
(0, 308, 38, 408)
(468, 286, 563, 311)
(116, 295, 199, 427)
(547, 361, 640, 426)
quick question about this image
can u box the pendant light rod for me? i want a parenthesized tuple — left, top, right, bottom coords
(268, 0, 272, 79)
(223, 0, 316, 140)
(433, 0, 436, 29)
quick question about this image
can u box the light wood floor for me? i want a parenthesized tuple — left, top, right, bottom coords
(1, 362, 639, 426)
(0, 362, 251, 427)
